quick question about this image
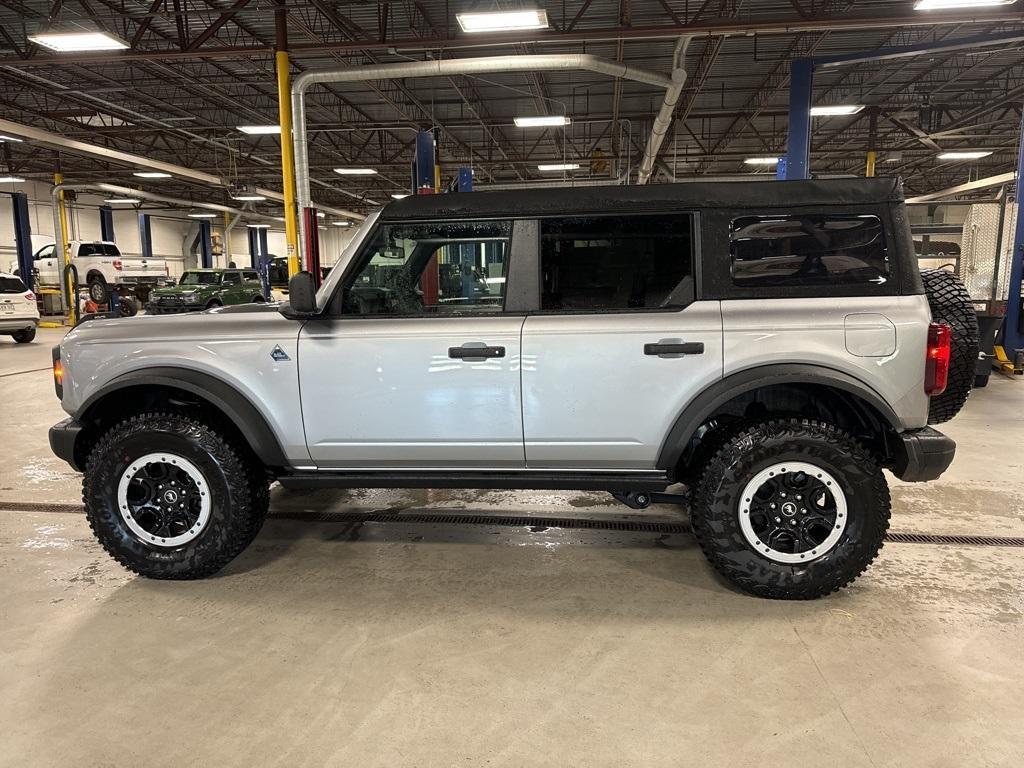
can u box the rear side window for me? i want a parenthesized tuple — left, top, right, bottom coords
(540, 214, 694, 311)
(243, 270, 259, 281)
(730, 214, 888, 287)
(222, 271, 241, 285)
(0, 276, 27, 293)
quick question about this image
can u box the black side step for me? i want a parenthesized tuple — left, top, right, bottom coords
(278, 470, 671, 492)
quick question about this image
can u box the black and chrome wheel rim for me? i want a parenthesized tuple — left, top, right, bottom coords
(116, 452, 211, 547)
(738, 461, 847, 564)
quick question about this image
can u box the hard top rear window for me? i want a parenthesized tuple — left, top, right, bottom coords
(730, 214, 889, 288)
(0, 276, 27, 293)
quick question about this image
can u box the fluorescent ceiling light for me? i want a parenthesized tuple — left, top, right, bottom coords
(331, 221, 351, 226)
(246, 223, 270, 229)
(104, 198, 140, 203)
(744, 157, 781, 165)
(391, 193, 409, 199)
(188, 212, 218, 218)
(0, 176, 26, 183)
(0, 134, 24, 142)
(237, 125, 281, 135)
(28, 30, 130, 52)
(334, 168, 377, 175)
(133, 171, 171, 178)
(457, 9, 548, 33)
(537, 163, 580, 171)
(514, 115, 571, 127)
(231, 193, 267, 201)
(914, 0, 1015, 9)
(810, 105, 864, 117)
(316, 211, 326, 218)
(938, 150, 993, 160)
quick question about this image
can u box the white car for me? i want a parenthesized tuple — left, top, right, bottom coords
(0, 272, 39, 343)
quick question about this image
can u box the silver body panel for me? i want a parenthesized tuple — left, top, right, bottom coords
(59, 308, 312, 464)
(299, 316, 526, 468)
(521, 303, 724, 469)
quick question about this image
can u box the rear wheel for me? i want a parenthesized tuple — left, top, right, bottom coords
(87, 276, 110, 304)
(12, 327, 35, 343)
(921, 269, 979, 424)
(83, 412, 262, 579)
(690, 419, 890, 600)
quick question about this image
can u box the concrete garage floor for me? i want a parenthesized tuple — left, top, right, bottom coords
(1, 327, 1023, 767)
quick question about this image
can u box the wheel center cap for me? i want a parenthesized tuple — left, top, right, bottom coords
(163, 489, 179, 504)
(781, 501, 798, 517)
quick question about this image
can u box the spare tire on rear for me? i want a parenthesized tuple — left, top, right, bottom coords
(921, 269, 979, 424)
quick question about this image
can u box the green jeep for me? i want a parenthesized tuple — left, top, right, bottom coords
(146, 268, 266, 314)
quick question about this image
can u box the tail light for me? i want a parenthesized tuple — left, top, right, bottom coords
(113, 259, 123, 271)
(24, 291, 34, 301)
(925, 322, 951, 396)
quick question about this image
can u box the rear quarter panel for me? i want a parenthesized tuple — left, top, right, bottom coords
(721, 295, 931, 429)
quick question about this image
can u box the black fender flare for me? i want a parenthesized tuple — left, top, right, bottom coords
(76, 366, 289, 467)
(655, 364, 904, 471)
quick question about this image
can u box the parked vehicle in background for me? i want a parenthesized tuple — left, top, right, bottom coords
(11, 241, 173, 305)
(0, 273, 39, 343)
(49, 179, 979, 599)
(145, 268, 266, 314)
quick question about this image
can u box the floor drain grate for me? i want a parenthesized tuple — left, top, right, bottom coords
(4, 501, 1024, 548)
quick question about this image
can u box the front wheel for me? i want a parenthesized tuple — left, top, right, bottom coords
(83, 412, 267, 579)
(690, 419, 890, 600)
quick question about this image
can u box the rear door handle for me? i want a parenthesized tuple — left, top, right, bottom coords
(644, 342, 704, 356)
(449, 344, 506, 359)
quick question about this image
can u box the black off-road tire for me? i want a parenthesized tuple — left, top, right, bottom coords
(87, 276, 110, 304)
(690, 419, 890, 600)
(920, 269, 979, 424)
(12, 327, 36, 343)
(83, 411, 260, 579)
(206, 298, 223, 309)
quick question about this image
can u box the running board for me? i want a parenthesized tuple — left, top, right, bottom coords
(278, 470, 671, 492)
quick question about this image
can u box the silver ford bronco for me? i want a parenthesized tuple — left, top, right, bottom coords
(49, 179, 979, 599)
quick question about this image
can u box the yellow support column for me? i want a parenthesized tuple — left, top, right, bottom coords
(54, 172, 75, 323)
(866, 151, 877, 178)
(276, 7, 299, 277)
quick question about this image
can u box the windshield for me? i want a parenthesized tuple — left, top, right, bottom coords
(314, 210, 379, 308)
(180, 271, 220, 286)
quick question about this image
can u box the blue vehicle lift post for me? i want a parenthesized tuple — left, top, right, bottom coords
(99, 205, 115, 242)
(198, 220, 213, 268)
(138, 213, 153, 260)
(11, 191, 33, 287)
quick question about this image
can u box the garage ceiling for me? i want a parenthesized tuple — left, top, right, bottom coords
(0, 0, 1022, 215)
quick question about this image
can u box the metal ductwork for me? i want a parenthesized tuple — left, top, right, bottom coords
(289, 45, 691, 248)
(637, 37, 692, 185)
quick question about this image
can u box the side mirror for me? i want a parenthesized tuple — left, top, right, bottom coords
(282, 270, 317, 317)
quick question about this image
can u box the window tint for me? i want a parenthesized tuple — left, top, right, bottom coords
(0, 276, 27, 293)
(181, 271, 220, 285)
(222, 271, 241, 285)
(243, 270, 259, 282)
(341, 221, 511, 316)
(731, 214, 888, 287)
(540, 214, 694, 311)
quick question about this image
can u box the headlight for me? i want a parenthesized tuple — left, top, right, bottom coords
(182, 292, 199, 303)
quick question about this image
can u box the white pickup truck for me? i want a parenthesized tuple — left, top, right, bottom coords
(13, 241, 171, 304)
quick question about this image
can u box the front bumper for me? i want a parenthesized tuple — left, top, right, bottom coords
(49, 417, 83, 472)
(893, 427, 956, 482)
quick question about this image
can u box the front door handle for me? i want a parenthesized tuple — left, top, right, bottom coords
(449, 344, 506, 360)
(644, 342, 704, 356)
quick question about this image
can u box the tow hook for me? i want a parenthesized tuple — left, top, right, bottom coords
(610, 491, 689, 509)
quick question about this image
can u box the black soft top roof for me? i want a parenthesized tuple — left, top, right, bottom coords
(380, 177, 904, 221)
